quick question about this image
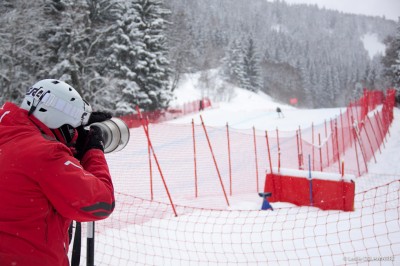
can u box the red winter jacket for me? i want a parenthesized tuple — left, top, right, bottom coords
(0, 102, 115, 266)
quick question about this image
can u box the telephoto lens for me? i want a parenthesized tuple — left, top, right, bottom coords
(90, 118, 130, 153)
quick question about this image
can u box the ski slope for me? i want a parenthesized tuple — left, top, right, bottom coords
(94, 79, 400, 265)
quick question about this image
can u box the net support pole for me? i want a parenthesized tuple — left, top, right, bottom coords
(308, 154, 313, 206)
(265, 130, 273, 174)
(340, 109, 345, 155)
(363, 119, 377, 163)
(318, 134, 323, 171)
(312, 123, 315, 171)
(136, 106, 178, 216)
(200, 115, 230, 206)
(146, 117, 153, 201)
(367, 115, 381, 154)
(226, 123, 232, 196)
(374, 112, 386, 148)
(296, 130, 301, 170)
(192, 119, 198, 198)
(324, 120, 330, 165)
(276, 128, 281, 172)
(253, 127, 259, 193)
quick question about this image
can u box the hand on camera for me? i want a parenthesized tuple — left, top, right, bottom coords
(74, 111, 111, 160)
(88, 111, 112, 125)
(74, 126, 105, 160)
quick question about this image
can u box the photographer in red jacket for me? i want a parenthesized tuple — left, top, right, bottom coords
(0, 79, 115, 266)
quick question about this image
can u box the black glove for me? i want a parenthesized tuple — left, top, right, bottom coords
(74, 111, 111, 160)
(87, 111, 112, 125)
(74, 126, 105, 160)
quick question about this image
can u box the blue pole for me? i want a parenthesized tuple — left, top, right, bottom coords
(308, 154, 313, 206)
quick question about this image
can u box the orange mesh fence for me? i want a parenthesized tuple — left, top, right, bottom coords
(119, 98, 212, 128)
(72, 177, 399, 265)
(68, 89, 398, 264)
(104, 89, 395, 206)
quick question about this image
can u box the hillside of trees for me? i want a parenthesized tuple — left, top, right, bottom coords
(1, 0, 399, 114)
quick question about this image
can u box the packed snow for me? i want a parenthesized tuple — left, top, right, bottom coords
(92, 75, 399, 265)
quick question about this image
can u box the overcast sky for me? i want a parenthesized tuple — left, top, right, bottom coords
(273, 0, 400, 21)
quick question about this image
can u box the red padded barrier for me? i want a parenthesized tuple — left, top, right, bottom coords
(264, 168, 355, 211)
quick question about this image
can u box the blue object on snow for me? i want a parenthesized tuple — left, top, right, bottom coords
(259, 192, 273, 211)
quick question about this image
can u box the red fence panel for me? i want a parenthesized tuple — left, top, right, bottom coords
(264, 168, 355, 211)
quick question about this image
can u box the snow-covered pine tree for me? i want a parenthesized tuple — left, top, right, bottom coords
(129, 0, 173, 111)
(242, 36, 263, 92)
(390, 20, 400, 90)
(382, 18, 400, 91)
(43, 0, 122, 112)
(0, 0, 53, 104)
(221, 39, 246, 88)
(101, 1, 145, 115)
(393, 50, 400, 88)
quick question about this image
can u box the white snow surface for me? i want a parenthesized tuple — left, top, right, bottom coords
(361, 33, 386, 58)
(95, 74, 400, 265)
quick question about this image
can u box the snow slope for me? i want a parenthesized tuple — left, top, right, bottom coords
(95, 75, 399, 265)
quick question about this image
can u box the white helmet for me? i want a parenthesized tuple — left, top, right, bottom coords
(21, 79, 92, 129)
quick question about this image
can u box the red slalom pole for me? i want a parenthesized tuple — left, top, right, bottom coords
(136, 106, 178, 216)
(200, 115, 230, 206)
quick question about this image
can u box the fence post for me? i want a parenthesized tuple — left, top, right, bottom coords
(146, 118, 153, 201)
(265, 130, 273, 173)
(351, 118, 361, 177)
(296, 130, 302, 170)
(298, 126, 304, 169)
(374, 112, 386, 148)
(253, 127, 259, 192)
(330, 119, 336, 167)
(137, 106, 178, 216)
(367, 115, 381, 154)
(276, 128, 281, 172)
(312, 123, 315, 171)
(335, 120, 341, 174)
(363, 121, 377, 163)
(340, 109, 345, 155)
(200, 115, 230, 206)
(226, 123, 232, 196)
(318, 133, 323, 171)
(346, 104, 353, 146)
(192, 119, 198, 198)
(352, 116, 368, 174)
(325, 120, 330, 166)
